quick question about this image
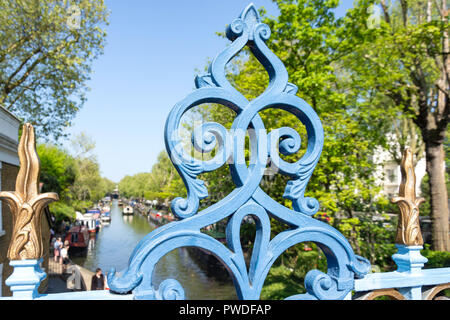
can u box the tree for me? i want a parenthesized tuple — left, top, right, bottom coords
(202, 1, 389, 217)
(69, 132, 109, 203)
(118, 173, 151, 198)
(37, 133, 115, 221)
(37, 142, 76, 195)
(386, 117, 425, 166)
(0, 0, 108, 139)
(118, 151, 185, 202)
(70, 131, 96, 158)
(38, 142, 77, 220)
(71, 156, 103, 201)
(342, 0, 449, 250)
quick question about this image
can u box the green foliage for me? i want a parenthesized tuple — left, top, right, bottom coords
(37, 133, 114, 221)
(420, 172, 450, 217)
(260, 243, 328, 299)
(202, 228, 226, 239)
(38, 143, 76, 195)
(420, 126, 450, 216)
(342, 0, 449, 250)
(337, 215, 397, 270)
(291, 245, 328, 278)
(118, 151, 185, 202)
(260, 264, 304, 300)
(0, 0, 109, 140)
(69, 132, 113, 204)
(422, 245, 450, 268)
(48, 201, 75, 220)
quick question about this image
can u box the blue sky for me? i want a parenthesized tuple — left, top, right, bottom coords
(65, 0, 355, 183)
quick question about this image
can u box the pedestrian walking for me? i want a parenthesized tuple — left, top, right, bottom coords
(60, 240, 70, 271)
(53, 237, 62, 262)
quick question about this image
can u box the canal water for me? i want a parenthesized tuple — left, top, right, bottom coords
(71, 200, 237, 299)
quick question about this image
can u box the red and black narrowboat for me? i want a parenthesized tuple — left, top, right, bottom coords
(65, 225, 89, 253)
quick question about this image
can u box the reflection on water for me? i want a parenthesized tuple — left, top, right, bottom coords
(71, 200, 237, 299)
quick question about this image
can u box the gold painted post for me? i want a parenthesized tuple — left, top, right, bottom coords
(391, 148, 425, 246)
(0, 123, 58, 299)
(390, 148, 428, 299)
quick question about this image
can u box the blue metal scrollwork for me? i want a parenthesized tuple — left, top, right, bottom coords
(107, 3, 370, 300)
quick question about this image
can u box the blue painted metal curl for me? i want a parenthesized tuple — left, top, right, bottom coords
(108, 3, 370, 300)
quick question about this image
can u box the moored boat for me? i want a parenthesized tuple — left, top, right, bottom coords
(77, 209, 101, 234)
(101, 206, 111, 222)
(123, 205, 134, 215)
(86, 208, 101, 218)
(101, 211, 111, 222)
(65, 225, 89, 253)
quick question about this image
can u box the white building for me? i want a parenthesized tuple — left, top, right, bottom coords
(373, 146, 427, 199)
(0, 106, 20, 296)
(0, 107, 19, 167)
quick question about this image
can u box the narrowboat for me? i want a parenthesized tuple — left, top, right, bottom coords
(86, 208, 101, 217)
(101, 206, 111, 222)
(83, 209, 101, 233)
(65, 225, 89, 253)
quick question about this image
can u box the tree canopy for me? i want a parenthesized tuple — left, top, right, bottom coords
(118, 151, 185, 202)
(340, 0, 449, 250)
(0, 0, 108, 139)
(38, 133, 115, 221)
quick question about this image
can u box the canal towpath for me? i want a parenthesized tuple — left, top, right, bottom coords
(46, 259, 95, 293)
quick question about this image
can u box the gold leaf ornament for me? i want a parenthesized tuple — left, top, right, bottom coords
(391, 148, 425, 246)
(0, 124, 58, 260)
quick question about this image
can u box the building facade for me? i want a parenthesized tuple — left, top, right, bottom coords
(373, 146, 427, 199)
(0, 106, 20, 296)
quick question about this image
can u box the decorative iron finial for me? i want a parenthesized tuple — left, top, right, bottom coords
(391, 148, 425, 246)
(0, 123, 58, 260)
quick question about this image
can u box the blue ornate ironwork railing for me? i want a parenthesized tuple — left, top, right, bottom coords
(1, 3, 449, 301)
(105, 3, 371, 300)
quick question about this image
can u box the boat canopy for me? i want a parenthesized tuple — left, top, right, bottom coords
(86, 209, 101, 214)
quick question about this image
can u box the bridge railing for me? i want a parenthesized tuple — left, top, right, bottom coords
(0, 3, 449, 300)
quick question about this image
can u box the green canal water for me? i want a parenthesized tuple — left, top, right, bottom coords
(71, 200, 237, 299)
